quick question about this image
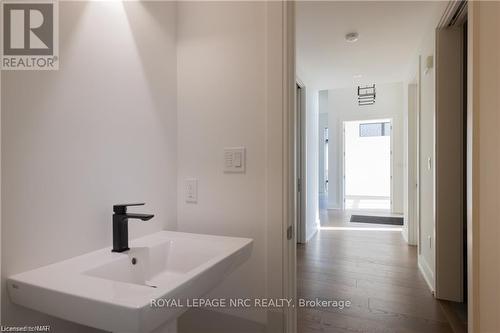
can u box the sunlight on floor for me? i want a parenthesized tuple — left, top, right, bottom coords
(319, 226, 402, 231)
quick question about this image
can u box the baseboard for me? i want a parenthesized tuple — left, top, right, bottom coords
(402, 227, 409, 243)
(418, 255, 435, 293)
(406, 235, 417, 246)
(305, 219, 320, 242)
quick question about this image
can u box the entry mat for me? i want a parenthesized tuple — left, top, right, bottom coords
(350, 215, 403, 226)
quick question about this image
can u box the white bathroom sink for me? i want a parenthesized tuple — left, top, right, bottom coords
(7, 231, 253, 333)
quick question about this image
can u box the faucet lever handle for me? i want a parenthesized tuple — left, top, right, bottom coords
(113, 203, 145, 214)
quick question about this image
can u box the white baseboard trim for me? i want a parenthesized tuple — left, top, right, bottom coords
(418, 255, 435, 293)
(406, 236, 417, 246)
(402, 227, 409, 243)
(305, 219, 320, 243)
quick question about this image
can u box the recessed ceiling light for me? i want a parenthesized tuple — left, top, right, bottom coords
(345, 32, 359, 43)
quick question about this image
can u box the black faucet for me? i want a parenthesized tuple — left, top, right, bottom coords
(112, 203, 154, 253)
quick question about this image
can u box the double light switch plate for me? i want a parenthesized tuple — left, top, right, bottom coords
(224, 147, 246, 173)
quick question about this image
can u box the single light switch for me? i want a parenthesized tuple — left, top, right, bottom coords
(185, 178, 198, 203)
(224, 147, 245, 173)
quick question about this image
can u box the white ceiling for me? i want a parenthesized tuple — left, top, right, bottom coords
(296, 1, 445, 90)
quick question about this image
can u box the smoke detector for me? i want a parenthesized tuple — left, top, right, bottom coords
(345, 32, 359, 43)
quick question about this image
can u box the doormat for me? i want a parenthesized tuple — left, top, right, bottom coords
(349, 215, 403, 226)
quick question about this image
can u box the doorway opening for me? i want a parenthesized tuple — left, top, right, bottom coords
(292, 1, 469, 332)
(342, 119, 392, 212)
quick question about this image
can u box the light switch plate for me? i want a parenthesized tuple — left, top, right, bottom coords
(185, 178, 198, 203)
(224, 147, 246, 173)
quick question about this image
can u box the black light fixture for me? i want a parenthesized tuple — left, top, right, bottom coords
(358, 84, 376, 106)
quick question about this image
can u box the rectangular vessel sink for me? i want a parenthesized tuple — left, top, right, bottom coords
(8, 231, 253, 333)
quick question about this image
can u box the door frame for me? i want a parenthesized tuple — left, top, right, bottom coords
(283, 1, 484, 332)
(295, 80, 307, 244)
(406, 81, 419, 246)
(282, 1, 296, 332)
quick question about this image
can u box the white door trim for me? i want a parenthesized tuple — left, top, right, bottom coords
(295, 80, 307, 244)
(406, 82, 419, 246)
(282, 1, 296, 332)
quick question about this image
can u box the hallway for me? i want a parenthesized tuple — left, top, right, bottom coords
(297, 209, 452, 333)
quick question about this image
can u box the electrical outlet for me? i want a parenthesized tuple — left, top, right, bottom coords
(185, 178, 198, 203)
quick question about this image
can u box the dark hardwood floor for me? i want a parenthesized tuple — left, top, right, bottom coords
(297, 208, 453, 333)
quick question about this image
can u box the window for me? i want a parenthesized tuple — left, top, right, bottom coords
(359, 122, 390, 137)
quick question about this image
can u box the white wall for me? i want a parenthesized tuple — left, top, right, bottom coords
(415, 26, 438, 292)
(318, 91, 328, 195)
(400, 1, 447, 290)
(297, 69, 320, 242)
(176, 1, 268, 324)
(403, 82, 418, 245)
(305, 87, 320, 241)
(1, 2, 177, 329)
(1, 2, 288, 330)
(326, 82, 404, 213)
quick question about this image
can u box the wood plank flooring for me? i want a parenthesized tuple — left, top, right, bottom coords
(297, 208, 453, 333)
